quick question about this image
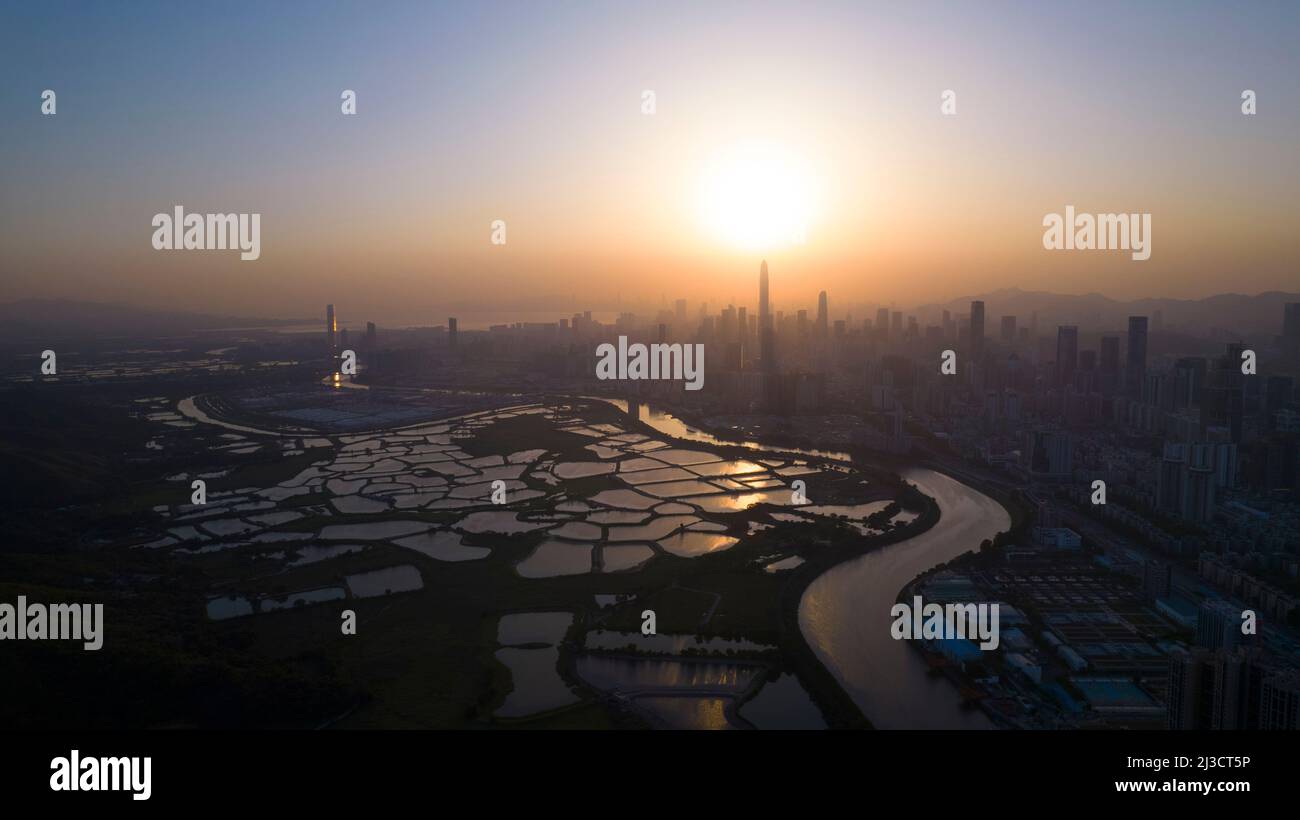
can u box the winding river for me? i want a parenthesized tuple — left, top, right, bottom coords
(798, 468, 1008, 729)
(617, 400, 1013, 728)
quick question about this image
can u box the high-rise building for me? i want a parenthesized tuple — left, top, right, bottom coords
(1099, 335, 1121, 395)
(1168, 649, 1213, 729)
(1283, 303, 1300, 350)
(1170, 647, 1268, 732)
(970, 301, 985, 361)
(1265, 375, 1293, 415)
(1023, 429, 1072, 478)
(1158, 442, 1218, 522)
(1174, 357, 1207, 409)
(364, 321, 376, 346)
(1126, 316, 1148, 399)
(759, 260, 773, 372)
(1199, 345, 1246, 444)
(326, 304, 337, 350)
(1157, 443, 1188, 515)
(1168, 648, 1267, 730)
(1142, 559, 1173, 602)
(816, 291, 828, 337)
(1259, 671, 1300, 729)
(876, 308, 890, 340)
(737, 306, 748, 362)
(448, 317, 458, 350)
(1196, 600, 1244, 651)
(1000, 315, 1017, 344)
(1183, 444, 1217, 522)
(1055, 325, 1079, 387)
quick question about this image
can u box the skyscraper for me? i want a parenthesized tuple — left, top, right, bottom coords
(970, 300, 985, 361)
(737, 306, 748, 362)
(876, 307, 890, 340)
(1196, 599, 1243, 651)
(1169, 648, 1269, 730)
(1157, 443, 1188, 515)
(1183, 444, 1217, 522)
(1142, 559, 1173, 602)
(1099, 335, 1120, 395)
(326, 304, 337, 351)
(1283, 303, 1300, 349)
(759, 260, 773, 372)
(1126, 316, 1148, 399)
(1024, 429, 1072, 477)
(816, 291, 828, 337)
(1259, 671, 1300, 729)
(448, 317, 458, 350)
(1055, 325, 1078, 387)
(1000, 315, 1017, 344)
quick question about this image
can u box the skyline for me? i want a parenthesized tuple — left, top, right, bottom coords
(3, 0, 1299, 320)
(5, 274, 1300, 337)
(8, 1, 1300, 792)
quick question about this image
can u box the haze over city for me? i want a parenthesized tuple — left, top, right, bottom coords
(4, 2, 1300, 800)
(3, 0, 1299, 324)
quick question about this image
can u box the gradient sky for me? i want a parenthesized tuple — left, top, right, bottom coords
(2, 0, 1298, 324)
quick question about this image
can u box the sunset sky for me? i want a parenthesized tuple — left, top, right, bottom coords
(3, 0, 1298, 324)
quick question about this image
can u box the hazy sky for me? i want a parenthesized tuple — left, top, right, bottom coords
(3, 0, 1298, 323)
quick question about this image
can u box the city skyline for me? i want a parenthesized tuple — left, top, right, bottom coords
(6, 0, 1300, 774)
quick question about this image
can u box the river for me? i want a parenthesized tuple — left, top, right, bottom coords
(798, 468, 1009, 729)
(618, 400, 1012, 728)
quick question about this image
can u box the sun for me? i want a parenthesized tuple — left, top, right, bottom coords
(697, 141, 818, 252)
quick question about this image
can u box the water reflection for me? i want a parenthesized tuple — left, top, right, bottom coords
(574, 654, 758, 692)
(798, 468, 1008, 729)
(739, 674, 827, 730)
(657, 531, 740, 557)
(494, 647, 578, 717)
(591, 398, 851, 462)
(516, 540, 593, 578)
(498, 612, 573, 646)
(346, 565, 424, 598)
(601, 544, 655, 572)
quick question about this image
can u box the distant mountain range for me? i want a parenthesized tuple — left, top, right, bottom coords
(0, 299, 311, 342)
(909, 288, 1300, 337)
